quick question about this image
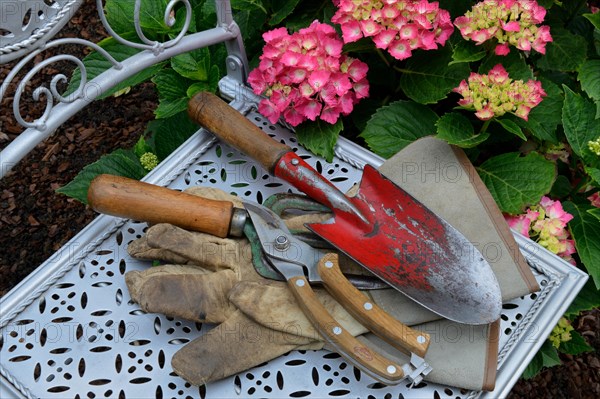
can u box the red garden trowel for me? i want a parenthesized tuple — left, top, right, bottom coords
(188, 92, 502, 326)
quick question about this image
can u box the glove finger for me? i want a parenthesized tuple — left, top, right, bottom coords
(184, 186, 243, 207)
(143, 224, 252, 272)
(125, 266, 238, 323)
(282, 212, 332, 233)
(171, 310, 317, 386)
(128, 232, 192, 265)
(228, 280, 368, 340)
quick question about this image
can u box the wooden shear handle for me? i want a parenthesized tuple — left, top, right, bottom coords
(287, 275, 406, 385)
(318, 253, 430, 358)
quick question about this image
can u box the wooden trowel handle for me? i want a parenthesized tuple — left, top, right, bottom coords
(188, 92, 291, 173)
(87, 174, 237, 238)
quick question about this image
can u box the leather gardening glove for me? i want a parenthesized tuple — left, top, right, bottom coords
(125, 187, 368, 386)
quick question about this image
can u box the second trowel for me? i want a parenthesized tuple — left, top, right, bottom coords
(188, 92, 502, 325)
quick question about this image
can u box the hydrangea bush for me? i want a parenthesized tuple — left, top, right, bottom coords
(505, 196, 576, 263)
(247, 21, 369, 126)
(63, 0, 599, 381)
(453, 63, 547, 120)
(454, 0, 553, 56)
(331, 0, 454, 59)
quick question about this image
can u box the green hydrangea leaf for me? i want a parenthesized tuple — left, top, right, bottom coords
(171, 48, 212, 81)
(133, 136, 153, 158)
(578, 60, 600, 117)
(560, 330, 594, 355)
(521, 357, 542, 380)
(400, 47, 470, 104)
(56, 149, 146, 204)
(587, 167, 600, 186)
(565, 280, 600, 318)
(295, 119, 343, 163)
(476, 152, 556, 214)
(562, 86, 600, 165)
(67, 36, 166, 99)
(521, 341, 561, 379)
(152, 68, 191, 119)
(186, 66, 220, 97)
(583, 12, 600, 30)
(540, 341, 562, 368)
(536, 29, 587, 72)
(549, 175, 573, 198)
(147, 111, 200, 161)
(232, 8, 269, 58)
(536, 0, 554, 7)
(578, 60, 600, 100)
(284, 0, 336, 31)
(231, 0, 268, 14)
(269, 0, 301, 25)
(449, 40, 486, 65)
(563, 201, 600, 289)
(153, 68, 191, 99)
(360, 100, 439, 158)
(105, 0, 171, 37)
(435, 113, 489, 148)
(495, 118, 526, 140)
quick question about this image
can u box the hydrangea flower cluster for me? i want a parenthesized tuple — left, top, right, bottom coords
(505, 196, 576, 264)
(588, 137, 600, 156)
(247, 21, 369, 126)
(330, 0, 454, 60)
(454, 0, 553, 56)
(548, 317, 574, 349)
(140, 152, 158, 171)
(589, 192, 600, 208)
(453, 64, 546, 121)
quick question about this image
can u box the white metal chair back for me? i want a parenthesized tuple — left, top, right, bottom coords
(0, 0, 249, 179)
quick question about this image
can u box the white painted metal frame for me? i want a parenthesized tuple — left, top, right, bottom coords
(0, 0, 248, 178)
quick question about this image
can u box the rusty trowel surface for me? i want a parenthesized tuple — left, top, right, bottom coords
(307, 164, 503, 325)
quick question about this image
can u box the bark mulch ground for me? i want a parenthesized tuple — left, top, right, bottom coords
(0, 1, 598, 397)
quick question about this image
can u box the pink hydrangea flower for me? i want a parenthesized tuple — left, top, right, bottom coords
(588, 192, 600, 208)
(247, 21, 369, 126)
(331, 0, 454, 60)
(455, 0, 553, 56)
(504, 196, 576, 264)
(453, 64, 546, 121)
(505, 209, 539, 238)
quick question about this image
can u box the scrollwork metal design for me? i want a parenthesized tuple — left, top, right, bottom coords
(0, 39, 121, 130)
(0, 0, 82, 60)
(0, 0, 192, 131)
